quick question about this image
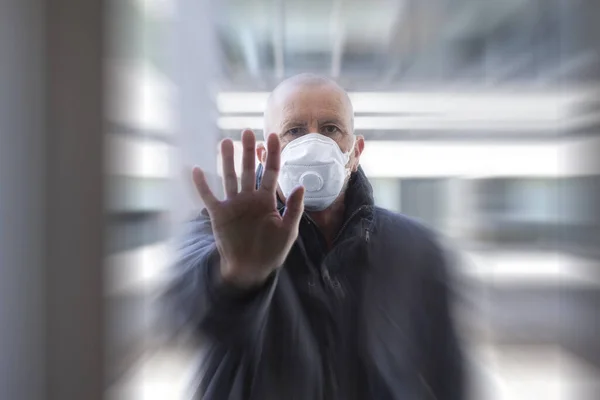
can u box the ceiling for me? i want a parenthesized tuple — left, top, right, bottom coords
(213, 0, 599, 91)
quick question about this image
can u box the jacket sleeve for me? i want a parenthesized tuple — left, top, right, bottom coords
(419, 236, 466, 400)
(166, 208, 277, 345)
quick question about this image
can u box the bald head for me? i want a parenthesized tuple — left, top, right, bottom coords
(263, 73, 354, 139)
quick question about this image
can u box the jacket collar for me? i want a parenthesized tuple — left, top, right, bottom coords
(343, 166, 374, 215)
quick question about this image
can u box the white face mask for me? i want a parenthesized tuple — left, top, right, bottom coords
(277, 133, 354, 211)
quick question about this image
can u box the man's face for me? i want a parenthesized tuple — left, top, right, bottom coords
(259, 83, 364, 175)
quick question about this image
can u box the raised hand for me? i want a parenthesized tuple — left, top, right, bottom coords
(192, 130, 305, 288)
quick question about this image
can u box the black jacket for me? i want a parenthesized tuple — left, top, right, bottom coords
(170, 166, 464, 400)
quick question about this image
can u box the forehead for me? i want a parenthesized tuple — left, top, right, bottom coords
(270, 84, 352, 123)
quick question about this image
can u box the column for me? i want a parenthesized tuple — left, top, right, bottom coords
(0, 0, 46, 399)
(45, 0, 106, 398)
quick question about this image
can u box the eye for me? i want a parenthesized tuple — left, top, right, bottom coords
(322, 125, 340, 135)
(285, 127, 303, 136)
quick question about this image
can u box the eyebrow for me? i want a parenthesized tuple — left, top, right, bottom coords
(319, 119, 345, 126)
(280, 117, 347, 128)
(279, 119, 308, 129)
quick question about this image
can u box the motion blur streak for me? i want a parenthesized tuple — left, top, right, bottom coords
(1, 0, 600, 399)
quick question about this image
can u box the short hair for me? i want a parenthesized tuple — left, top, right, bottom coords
(262, 73, 354, 138)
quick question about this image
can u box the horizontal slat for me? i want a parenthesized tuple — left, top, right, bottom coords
(106, 177, 172, 213)
(221, 137, 600, 178)
(105, 242, 172, 296)
(360, 140, 563, 177)
(106, 212, 170, 254)
(217, 115, 567, 132)
(459, 250, 600, 287)
(106, 122, 173, 143)
(106, 61, 174, 132)
(217, 90, 591, 115)
(105, 133, 171, 178)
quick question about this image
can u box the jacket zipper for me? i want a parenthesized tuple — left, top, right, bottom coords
(331, 205, 371, 245)
(317, 205, 372, 298)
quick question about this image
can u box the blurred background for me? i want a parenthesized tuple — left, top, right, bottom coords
(2, 0, 600, 399)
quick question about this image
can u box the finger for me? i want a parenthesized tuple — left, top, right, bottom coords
(192, 167, 219, 210)
(260, 133, 281, 193)
(240, 129, 256, 192)
(282, 186, 305, 229)
(221, 139, 238, 198)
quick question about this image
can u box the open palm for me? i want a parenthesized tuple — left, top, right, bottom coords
(192, 130, 305, 287)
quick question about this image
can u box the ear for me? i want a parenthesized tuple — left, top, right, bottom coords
(350, 135, 365, 172)
(256, 142, 267, 164)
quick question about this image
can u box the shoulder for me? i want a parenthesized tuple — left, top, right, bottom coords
(372, 207, 438, 249)
(370, 207, 452, 273)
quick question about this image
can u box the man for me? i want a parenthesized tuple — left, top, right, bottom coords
(170, 74, 464, 399)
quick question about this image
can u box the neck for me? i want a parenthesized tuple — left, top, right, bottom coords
(308, 193, 346, 248)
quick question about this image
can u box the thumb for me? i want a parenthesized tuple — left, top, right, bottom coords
(282, 186, 305, 229)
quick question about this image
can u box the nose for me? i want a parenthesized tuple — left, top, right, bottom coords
(307, 122, 320, 134)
